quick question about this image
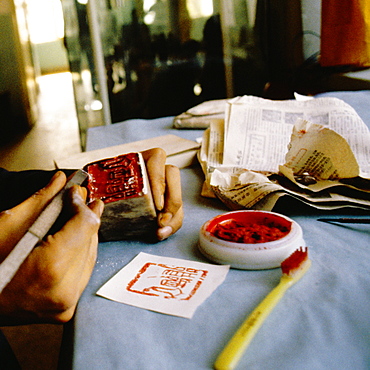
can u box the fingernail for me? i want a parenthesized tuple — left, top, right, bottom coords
(98, 200, 105, 215)
(158, 195, 164, 211)
(77, 186, 86, 198)
(50, 170, 64, 183)
(158, 225, 173, 241)
(71, 185, 84, 202)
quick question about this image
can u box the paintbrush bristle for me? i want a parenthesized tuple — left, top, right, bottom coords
(281, 247, 309, 276)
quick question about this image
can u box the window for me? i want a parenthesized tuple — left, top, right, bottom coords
(24, 0, 64, 44)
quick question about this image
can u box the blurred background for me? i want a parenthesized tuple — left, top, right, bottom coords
(2, 0, 335, 150)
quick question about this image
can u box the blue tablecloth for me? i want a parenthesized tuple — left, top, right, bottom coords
(85, 116, 203, 151)
(60, 91, 370, 370)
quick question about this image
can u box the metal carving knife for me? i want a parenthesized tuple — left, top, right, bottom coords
(0, 170, 88, 294)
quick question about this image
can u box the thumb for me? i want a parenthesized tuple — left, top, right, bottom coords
(0, 171, 66, 251)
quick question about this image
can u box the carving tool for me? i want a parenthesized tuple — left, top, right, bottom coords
(0, 170, 88, 294)
(318, 218, 370, 224)
(214, 247, 311, 370)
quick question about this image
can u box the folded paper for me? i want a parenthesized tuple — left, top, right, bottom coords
(55, 134, 200, 170)
(173, 99, 227, 129)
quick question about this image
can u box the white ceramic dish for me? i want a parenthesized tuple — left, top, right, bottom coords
(198, 210, 305, 270)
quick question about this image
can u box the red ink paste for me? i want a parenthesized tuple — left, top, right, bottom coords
(281, 247, 307, 275)
(212, 219, 289, 243)
(84, 153, 144, 204)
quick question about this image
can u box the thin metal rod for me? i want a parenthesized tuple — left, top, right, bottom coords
(318, 218, 370, 224)
(87, 0, 112, 125)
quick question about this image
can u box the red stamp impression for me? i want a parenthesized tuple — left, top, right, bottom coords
(127, 263, 208, 301)
(97, 253, 229, 318)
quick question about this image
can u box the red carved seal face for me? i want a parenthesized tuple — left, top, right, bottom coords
(84, 153, 145, 204)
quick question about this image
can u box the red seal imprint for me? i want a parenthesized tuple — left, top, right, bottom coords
(127, 263, 208, 301)
(84, 153, 144, 204)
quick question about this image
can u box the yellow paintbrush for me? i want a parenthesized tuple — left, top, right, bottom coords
(215, 247, 311, 370)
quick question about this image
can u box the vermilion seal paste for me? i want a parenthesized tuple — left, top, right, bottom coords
(84, 153, 145, 203)
(212, 219, 289, 243)
(83, 152, 157, 241)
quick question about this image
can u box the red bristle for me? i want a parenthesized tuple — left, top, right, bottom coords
(281, 247, 308, 275)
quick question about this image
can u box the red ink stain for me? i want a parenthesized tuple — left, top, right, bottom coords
(126, 263, 208, 301)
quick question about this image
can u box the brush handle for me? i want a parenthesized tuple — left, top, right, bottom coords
(214, 276, 293, 370)
(0, 170, 88, 294)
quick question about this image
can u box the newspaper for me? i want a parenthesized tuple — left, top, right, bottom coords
(199, 95, 370, 211)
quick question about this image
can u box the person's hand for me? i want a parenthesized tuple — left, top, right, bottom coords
(141, 148, 183, 241)
(0, 171, 104, 325)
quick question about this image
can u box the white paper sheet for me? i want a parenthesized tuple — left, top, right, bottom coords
(96, 252, 230, 319)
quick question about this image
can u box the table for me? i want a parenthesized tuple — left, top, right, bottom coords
(59, 91, 370, 370)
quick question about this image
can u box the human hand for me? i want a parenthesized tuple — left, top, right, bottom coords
(141, 148, 183, 241)
(0, 171, 104, 325)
